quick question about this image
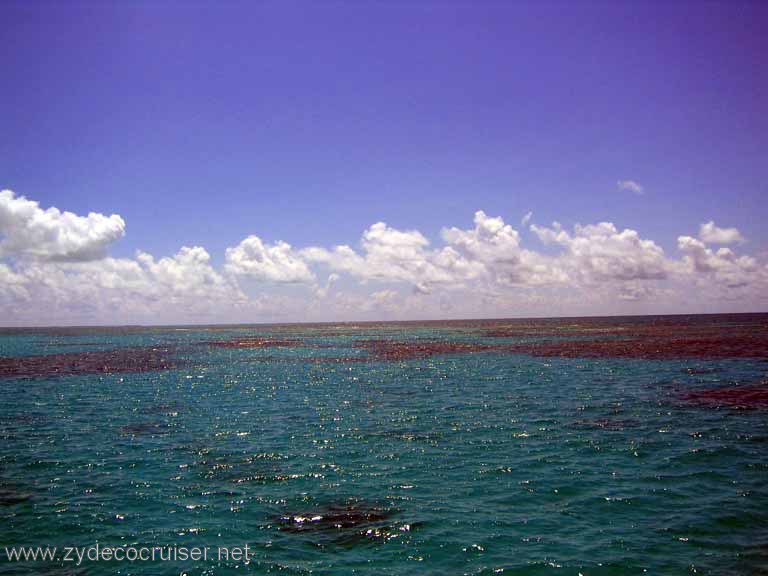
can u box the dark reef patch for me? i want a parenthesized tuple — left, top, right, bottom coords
(503, 333, 768, 360)
(191, 315, 768, 362)
(0, 412, 49, 426)
(349, 331, 768, 362)
(353, 339, 500, 361)
(312, 314, 768, 362)
(276, 501, 394, 533)
(483, 315, 768, 360)
(273, 500, 417, 545)
(0, 346, 178, 379)
(0, 488, 31, 507)
(0, 480, 32, 506)
(229, 340, 502, 363)
(682, 384, 768, 409)
(483, 326, 631, 338)
(240, 331, 768, 363)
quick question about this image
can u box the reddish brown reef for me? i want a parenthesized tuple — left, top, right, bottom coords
(682, 384, 768, 409)
(0, 346, 178, 379)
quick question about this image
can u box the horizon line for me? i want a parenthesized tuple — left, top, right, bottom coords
(2, 310, 766, 331)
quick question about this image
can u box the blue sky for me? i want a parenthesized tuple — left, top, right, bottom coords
(1, 1, 767, 324)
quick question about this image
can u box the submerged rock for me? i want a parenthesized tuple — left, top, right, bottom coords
(273, 500, 419, 546)
(0, 490, 31, 506)
(276, 501, 394, 534)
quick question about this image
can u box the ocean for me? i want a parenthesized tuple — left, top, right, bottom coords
(1, 314, 767, 575)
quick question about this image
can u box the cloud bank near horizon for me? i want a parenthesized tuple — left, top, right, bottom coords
(0, 189, 766, 325)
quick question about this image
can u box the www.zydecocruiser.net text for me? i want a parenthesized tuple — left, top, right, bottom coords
(4, 544, 254, 566)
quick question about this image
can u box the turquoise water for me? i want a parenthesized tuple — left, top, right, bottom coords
(1, 320, 767, 575)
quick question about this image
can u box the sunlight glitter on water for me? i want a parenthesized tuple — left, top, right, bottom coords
(0, 314, 767, 575)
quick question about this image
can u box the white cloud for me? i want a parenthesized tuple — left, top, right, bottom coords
(442, 211, 564, 286)
(357, 222, 437, 282)
(0, 189, 125, 261)
(699, 220, 745, 245)
(370, 289, 400, 311)
(0, 246, 257, 324)
(225, 236, 315, 283)
(138, 246, 245, 302)
(616, 282, 673, 301)
(677, 235, 764, 290)
(0, 263, 30, 301)
(316, 288, 403, 317)
(314, 273, 340, 299)
(443, 211, 521, 260)
(617, 180, 644, 195)
(302, 221, 480, 289)
(2, 189, 766, 324)
(531, 221, 668, 282)
(529, 221, 568, 245)
(521, 211, 533, 226)
(302, 211, 563, 293)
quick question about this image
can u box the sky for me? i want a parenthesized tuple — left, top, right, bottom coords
(1, 0, 767, 326)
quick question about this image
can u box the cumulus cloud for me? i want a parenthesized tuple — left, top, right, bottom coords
(302, 221, 479, 289)
(0, 263, 30, 301)
(315, 288, 402, 317)
(531, 221, 668, 282)
(1, 189, 766, 324)
(699, 220, 745, 245)
(302, 211, 563, 293)
(0, 189, 125, 261)
(0, 246, 251, 323)
(616, 282, 673, 301)
(138, 246, 245, 301)
(677, 235, 764, 290)
(617, 180, 644, 195)
(225, 236, 315, 283)
(443, 211, 521, 259)
(370, 289, 400, 311)
(356, 222, 438, 282)
(314, 273, 340, 299)
(442, 211, 564, 286)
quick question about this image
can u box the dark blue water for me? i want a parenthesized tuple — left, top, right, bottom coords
(1, 318, 767, 575)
